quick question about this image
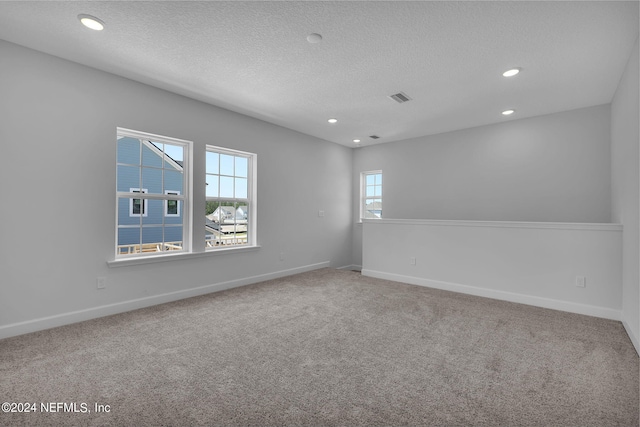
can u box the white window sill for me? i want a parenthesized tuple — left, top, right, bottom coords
(357, 218, 383, 225)
(107, 245, 261, 268)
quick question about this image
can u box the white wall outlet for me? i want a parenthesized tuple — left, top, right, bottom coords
(318, 210, 325, 217)
(410, 257, 416, 265)
(575, 276, 586, 288)
(96, 277, 106, 290)
(279, 252, 285, 261)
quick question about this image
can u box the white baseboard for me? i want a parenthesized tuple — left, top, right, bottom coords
(622, 318, 640, 356)
(0, 261, 330, 340)
(336, 264, 362, 271)
(362, 269, 621, 321)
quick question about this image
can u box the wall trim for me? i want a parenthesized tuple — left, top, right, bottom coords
(107, 245, 261, 268)
(622, 318, 640, 356)
(336, 264, 362, 271)
(0, 261, 330, 340)
(362, 269, 621, 321)
(363, 218, 623, 232)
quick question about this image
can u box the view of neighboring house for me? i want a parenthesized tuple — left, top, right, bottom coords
(117, 137, 248, 254)
(116, 137, 184, 254)
(205, 205, 248, 247)
(364, 201, 382, 219)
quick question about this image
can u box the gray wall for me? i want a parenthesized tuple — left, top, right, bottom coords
(611, 37, 640, 351)
(0, 40, 353, 331)
(363, 219, 622, 319)
(352, 104, 612, 267)
(1, 36, 636, 351)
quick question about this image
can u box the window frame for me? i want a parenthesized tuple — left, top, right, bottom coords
(360, 170, 383, 221)
(164, 190, 181, 217)
(115, 127, 192, 259)
(205, 144, 257, 250)
(129, 188, 148, 217)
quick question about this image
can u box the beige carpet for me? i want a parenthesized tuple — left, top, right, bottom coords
(0, 268, 638, 426)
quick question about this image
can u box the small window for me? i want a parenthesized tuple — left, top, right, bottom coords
(129, 188, 148, 217)
(361, 171, 382, 220)
(165, 191, 180, 217)
(206, 145, 256, 249)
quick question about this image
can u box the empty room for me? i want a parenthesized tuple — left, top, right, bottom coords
(0, 1, 638, 426)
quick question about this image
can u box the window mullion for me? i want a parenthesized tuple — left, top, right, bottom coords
(117, 192, 185, 201)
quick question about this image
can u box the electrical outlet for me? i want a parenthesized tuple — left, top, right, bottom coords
(575, 276, 586, 288)
(410, 257, 416, 265)
(318, 210, 325, 217)
(279, 252, 285, 261)
(96, 277, 106, 290)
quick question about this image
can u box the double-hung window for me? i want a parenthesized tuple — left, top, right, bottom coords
(116, 128, 190, 256)
(115, 128, 257, 260)
(205, 145, 255, 249)
(361, 170, 383, 220)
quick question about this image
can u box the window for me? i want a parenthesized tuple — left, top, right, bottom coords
(164, 190, 180, 217)
(205, 145, 256, 249)
(361, 171, 382, 220)
(114, 128, 257, 261)
(116, 128, 190, 257)
(129, 188, 148, 217)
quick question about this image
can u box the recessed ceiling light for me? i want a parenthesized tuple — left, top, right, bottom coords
(327, 118, 338, 124)
(502, 109, 515, 116)
(307, 33, 323, 43)
(353, 139, 361, 143)
(78, 14, 105, 31)
(502, 68, 521, 77)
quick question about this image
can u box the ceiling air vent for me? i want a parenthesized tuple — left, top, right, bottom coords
(388, 92, 412, 103)
(369, 135, 380, 140)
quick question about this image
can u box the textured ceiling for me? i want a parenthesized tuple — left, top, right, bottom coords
(0, 1, 638, 147)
